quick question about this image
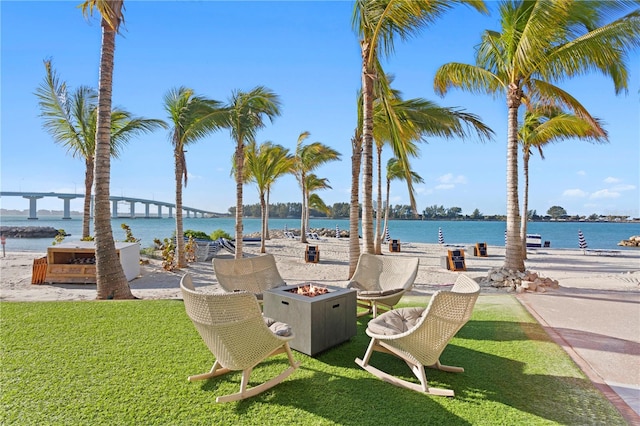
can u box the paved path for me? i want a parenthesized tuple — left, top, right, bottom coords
(518, 288, 640, 425)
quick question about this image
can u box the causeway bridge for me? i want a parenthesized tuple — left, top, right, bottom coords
(0, 192, 221, 220)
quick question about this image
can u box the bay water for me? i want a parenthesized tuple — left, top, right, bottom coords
(1, 215, 637, 253)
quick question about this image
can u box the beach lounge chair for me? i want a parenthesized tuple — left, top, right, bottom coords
(218, 238, 236, 255)
(306, 232, 326, 241)
(213, 253, 286, 301)
(347, 253, 419, 318)
(180, 274, 300, 403)
(284, 231, 297, 239)
(355, 274, 480, 397)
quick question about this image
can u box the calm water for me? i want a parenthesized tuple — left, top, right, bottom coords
(1, 215, 638, 253)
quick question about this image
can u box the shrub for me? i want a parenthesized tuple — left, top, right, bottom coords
(183, 230, 210, 241)
(210, 229, 232, 240)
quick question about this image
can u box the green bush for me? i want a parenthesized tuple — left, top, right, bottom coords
(210, 229, 232, 240)
(183, 230, 211, 241)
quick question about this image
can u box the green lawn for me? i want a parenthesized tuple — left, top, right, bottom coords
(1, 295, 624, 425)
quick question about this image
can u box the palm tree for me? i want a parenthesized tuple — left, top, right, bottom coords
(293, 132, 341, 244)
(348, 127, 362, 277)
(369, 74, 493, 253)
(519, 105, 607, 257)
(382, 157, 424, 249)
(224, 87, 281, 259)
(36, 59, 165, 239)
(163, 87, 227, 268)
(244, 140, 294, 253)
(305, 173, 332, 226)
(80, 0, 133, 299)
(352, 0, 488, 255)
(434, 0, 640, 272)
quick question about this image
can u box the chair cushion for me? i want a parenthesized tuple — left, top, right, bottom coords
(367, 307, 424, 335)
(263, 316, 292, 337)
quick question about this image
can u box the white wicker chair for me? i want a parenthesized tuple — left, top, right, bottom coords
(355, 274, 480, 397)
(213, 254, 285, 301)
(180, 274, 300, 403)
(347, 253, 419, 317)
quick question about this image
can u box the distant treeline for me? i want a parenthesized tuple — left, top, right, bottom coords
(231, 203, 634, 222)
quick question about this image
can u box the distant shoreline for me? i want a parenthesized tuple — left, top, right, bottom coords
(2, 211, 637, 224)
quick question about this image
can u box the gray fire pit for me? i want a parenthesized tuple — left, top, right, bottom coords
(263, 284, 357, 356)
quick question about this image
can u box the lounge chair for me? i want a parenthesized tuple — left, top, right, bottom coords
(219, 238, 236, 255)
(306, 232, 326, 241)
(355, 274, 480, 397)
(347, 253, 419, 317)
(180, 274, 300, 402)
(213, 253, 286, 301)
(284, 231, 297, 239)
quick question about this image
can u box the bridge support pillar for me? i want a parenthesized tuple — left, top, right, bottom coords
(58, 196, 76, 219)
(23, 196, 43, 220)
(112, 200, 118, 218)
(157, 205, 162, 218)
(167, 207, 173, 219)
(144, 203, 150, 218)
(129, 201, 135, 218)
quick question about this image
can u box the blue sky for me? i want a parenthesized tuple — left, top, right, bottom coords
(1, 1, 638, 217)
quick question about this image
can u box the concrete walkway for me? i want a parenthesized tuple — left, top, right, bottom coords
(518, 288, 640, 425)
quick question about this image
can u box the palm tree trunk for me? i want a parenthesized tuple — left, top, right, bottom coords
(260, 192, 267, 253)
(520, 149, 531, 260)
(94, 19, 133, 299)
(234, 143, 244, 259)
(383, 176, 391, 249)
(83, 157, 93, 239)
(360, 40, 375, 254)
(374, 145, 383, 254)
(504, 85, 525, 272)
(174, 150, 186, 268)
(349, 131, 362, 278)
(265, 189, 271, 241)
(300, 178, 308, 244)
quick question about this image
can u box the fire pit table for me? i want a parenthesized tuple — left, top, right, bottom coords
(263, 283, 357, 356)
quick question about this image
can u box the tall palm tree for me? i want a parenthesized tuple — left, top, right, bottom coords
(519, 105, 607, 257)
(434, 0, 640, 272)
(36, 59, 165, 239)
(224, 87, 281, 259)
(353, 0, 487, 255)
(305, 173, 332, 226)
(80, 0, 133, 299)
(382, 157, 424, 249)
(244, 140, 294, 253)
(163, 87, 227, 268)
(293, 132, 341, 244)
(349, 127, 363, 277)
(369, 74, 493, 253)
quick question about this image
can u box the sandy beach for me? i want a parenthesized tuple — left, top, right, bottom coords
(1, 238, 638, 302)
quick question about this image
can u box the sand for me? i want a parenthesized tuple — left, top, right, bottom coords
(1, 238, 638, 301)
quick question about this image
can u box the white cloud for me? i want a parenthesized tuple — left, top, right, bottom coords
(435, 183, 455, 190)
(577, 170, 587, 176)
(612, 184, 636, 192)
(562, 189, 588, 197)
(604, 176, 621, 184)
(437, 173, 467, 185)
(590, 189, 620, 199)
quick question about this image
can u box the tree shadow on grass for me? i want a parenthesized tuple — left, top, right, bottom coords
(193, 309, 624, 424)
(260, 317, 621, 424)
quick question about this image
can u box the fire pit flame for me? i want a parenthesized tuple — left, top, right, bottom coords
(287, 283, 330, 297)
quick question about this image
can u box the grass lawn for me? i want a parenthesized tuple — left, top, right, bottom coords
(1, 295, 625, 425)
